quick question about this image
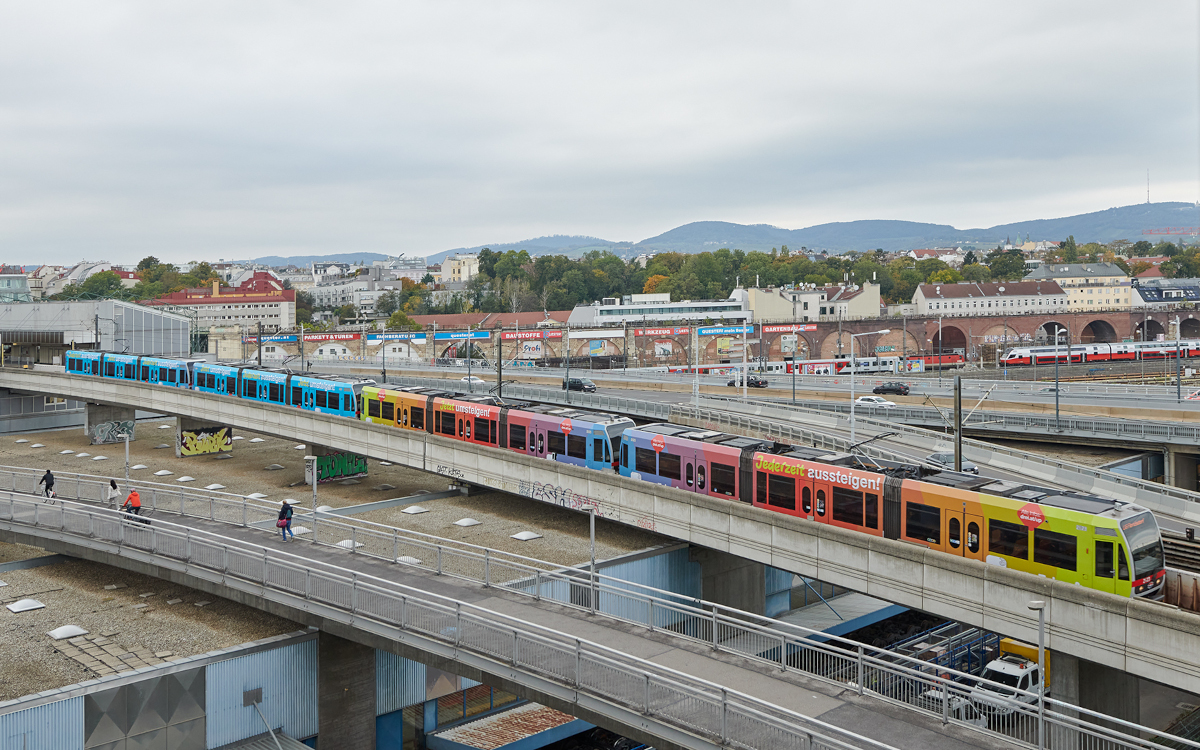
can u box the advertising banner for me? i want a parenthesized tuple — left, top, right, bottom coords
(634, 327, 689, 336)
(518, 340, 544, 358)
(501, 329, 563, 340)
(368, 332, 426, 343)
(242, 334, 299, 343)
(653, 340, 675, 357)
(762, 324, 817, 333)
(588, 340, 606, 356)
(567, 330, 625, 339)
(781, 334, 797, 354)
(434, 330, 491, 341)
(698, 325, 753, 336)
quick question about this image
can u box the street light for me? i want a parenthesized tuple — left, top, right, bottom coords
(1028, 600, 1046, 750)
(849, 329, 890, 445)
(1053, 328, 1067, 431)
(1175, 315, 1182, 403)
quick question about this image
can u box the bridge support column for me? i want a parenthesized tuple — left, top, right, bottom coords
(318, 630, 376, 750)
(1167, 447, 1200, 491)
(689, 546, 766, 615)
(1050, 652, 1141, 735)
(175, 416, 234, 458)
(84, 404, 135, 445)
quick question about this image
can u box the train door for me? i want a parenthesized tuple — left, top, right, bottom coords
(1092, 537, 1116, 595)
(695, 457, 708, 494)
(683, 450, 699, 493)
(533, 422, 546, 457)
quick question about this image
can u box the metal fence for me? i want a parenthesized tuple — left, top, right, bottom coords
(4, 467, 1195, 750)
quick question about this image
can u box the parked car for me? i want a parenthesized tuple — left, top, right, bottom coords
(727, 375, 769, 388)
(873, 381, 910, 396)
(926, 452, 979, 474)
(563, 377, 597, 393)
(854, 395, 895, 407)
(460, 376, 486, 384)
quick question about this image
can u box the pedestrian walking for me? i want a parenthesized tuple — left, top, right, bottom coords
(122, 489, 142, 516)
(38, 469, 55, 498)
(277, 500, 294, 541)
(106, 479, 121, 507)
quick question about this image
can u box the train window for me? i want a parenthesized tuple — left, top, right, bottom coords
(141, 366, 150, 381)
(315, 391, 327, 408)
(537, 432, 544, 454)
(816, 489, 826, 517)
(269, 383, 282, 402)
(1033, 528, 1077, 571)
(768, 475, 796, 511)
(530, 431, 537, 451)
(464, 420, 471, 439)
(636, 447, 657, 474)
(620, 443, 628, 467)
(948, 517, 961, 549)
(802, 487, 812, 514)
(756, 471, 767, 504)
(106, 362, 116, 377)
(697, 464, 706, 490)
(594, 438, 605, 463)
(864, 493, 878, 529)
(228, 377, 237, 395)
(548, 431, 566, 455)
(1117, 544, 1129, 581)
(438, 411, 455, 435)
(292, 387, 302, 405)
(124, 364, 134, 379)
(411, 407, 424, 430)
(686, 463, 694, 487)
(369, 400, 381, 418)
(475, 417, 490, 443)
(382, 401, 395, 421)
(458, 419, 465, 437)
(509, 424, 526, 450)
(832, 487, 863, 525)
(711, 463, 736, 496)
(344, 394, 353, 412)
(1095, 541, 1114, 578)
(567, 434, 586, 459)
(659, 453, 681, 479)
(167, 368, 177, 383)
(989, 520, 1029, 559)
(905, 502, 941, 544)
(967, 522, 980, 553)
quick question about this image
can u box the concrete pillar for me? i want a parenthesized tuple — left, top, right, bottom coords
(1049, 652, 1142, 740)
(84, 404, 135, 445)
(1048, 652, 1079, 750)
(689, 546, 766, 615)
(1171, 450, 1199, 491)
(175, 416, 234, 458)
(318, 631, 376, 750)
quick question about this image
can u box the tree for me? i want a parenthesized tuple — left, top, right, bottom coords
(421, 273, 435, 284)
(1061, 236, 1078, 263)
(136, 256, 161, 271)
(335, 304, 355, 322)
(928, 269, 962, 284)
(387, 310, 421, 330)
(643, 274, 669, 294)
(988, 251, 1027, 280)
(1130, 240, 1154, 256)
(963, 250, 977, 266)
(1154, 241, 1179, 257)
(80, 271, 125, 299)
(375, 290, 401, 317)
(961, 263, 991, 282)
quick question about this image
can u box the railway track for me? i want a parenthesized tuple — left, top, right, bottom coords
(1164, 530, 1200, 574)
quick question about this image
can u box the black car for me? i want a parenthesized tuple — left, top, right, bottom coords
(727, 375, 769, 388)
(926, 452, 979, 474)
(873, 381, 910, 396)
(563, 377, 597, 392)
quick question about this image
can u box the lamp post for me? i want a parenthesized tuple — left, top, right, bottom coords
(937, 317, 943, 389)
(849, 328, 891, 446)
(1054, 328, 1066, 431)
(466, 324, 473, 392)
(1175, 315, 1182, 402)
(1028, 600, 1046, 750)
(305, 455, 318, 542)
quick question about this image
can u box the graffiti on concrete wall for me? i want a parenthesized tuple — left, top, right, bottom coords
(90, 420, 134, 445)
(517, 479, 605, 517)
(180, 426, 233, 456)
(306, 451, 368, 484)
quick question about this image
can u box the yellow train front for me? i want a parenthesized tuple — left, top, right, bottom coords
(751, 448, 1165, 600)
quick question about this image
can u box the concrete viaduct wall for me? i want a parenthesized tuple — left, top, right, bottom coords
(5, 367, 1200, 694)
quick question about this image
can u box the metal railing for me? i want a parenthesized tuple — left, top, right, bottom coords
(0, 493, 897, 750)
(7, 466, 1196, 750)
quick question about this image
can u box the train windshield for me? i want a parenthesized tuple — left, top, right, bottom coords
(1120, 512, 1164, 579)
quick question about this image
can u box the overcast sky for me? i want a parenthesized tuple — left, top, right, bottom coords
(1, 2, 1197, 265)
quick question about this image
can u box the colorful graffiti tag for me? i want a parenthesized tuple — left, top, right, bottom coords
(180, 426, 233, 456)
(306, 451, 368, 484)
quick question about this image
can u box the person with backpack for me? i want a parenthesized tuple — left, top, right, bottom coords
(107, 479, 121, 507)
(277, 500, 294, 541)
(38, 469, 55, 498)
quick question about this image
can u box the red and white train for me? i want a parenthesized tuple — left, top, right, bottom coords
(1000, 340, 1200, 366)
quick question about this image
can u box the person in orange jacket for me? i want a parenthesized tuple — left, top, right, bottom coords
(122, 489, 142, 516)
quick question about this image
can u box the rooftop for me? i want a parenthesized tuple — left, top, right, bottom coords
(917, 281, 1065, 299)
(1024, 262, 1128, 280)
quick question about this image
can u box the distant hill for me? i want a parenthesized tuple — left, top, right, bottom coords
(636, 202, 1200, 254)
(243, 202, 1199, 268)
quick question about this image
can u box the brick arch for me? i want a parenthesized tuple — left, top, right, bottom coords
(636, 335, 689, 365)
(760, 332, 814, 361)
(1034, 320, 1070, 345)
(930, 325, 967, 354)
(1080, 319, 1119, 343)
(1134, 318, 1167, 341)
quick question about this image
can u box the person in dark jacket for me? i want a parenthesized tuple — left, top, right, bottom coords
(278, 500, 294, 541)
(39, 470, 55, 498)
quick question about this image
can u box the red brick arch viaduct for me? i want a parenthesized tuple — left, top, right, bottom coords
(756, 311, 1200, 360)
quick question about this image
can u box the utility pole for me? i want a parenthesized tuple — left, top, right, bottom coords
(741, 316, 748, 400)
(496, 335, 503, 400)
(954, 375, 962, 471)
(299, 323, 306, 373)
(466, 324, 473, 392)
(565, 323, 571, 403)
(256, 322, 262, 367)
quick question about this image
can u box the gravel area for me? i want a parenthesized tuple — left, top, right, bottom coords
(0, 540, 55, 565)
(0, 420, 677, 566)
(0, 542, 299, 703)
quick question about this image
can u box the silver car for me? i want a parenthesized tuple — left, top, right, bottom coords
(927, 452, 978, 474)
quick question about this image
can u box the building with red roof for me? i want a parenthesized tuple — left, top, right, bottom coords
(142, 272, 295, 330)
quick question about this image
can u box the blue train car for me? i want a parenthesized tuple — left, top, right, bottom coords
(193, 362, 239, 396)
(511, 404, 633, 471)
(240, 368, 290, 406)
(65, 350, 103, 376)
(138, 356, 199, 387)
(290, 374, 373, 418)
